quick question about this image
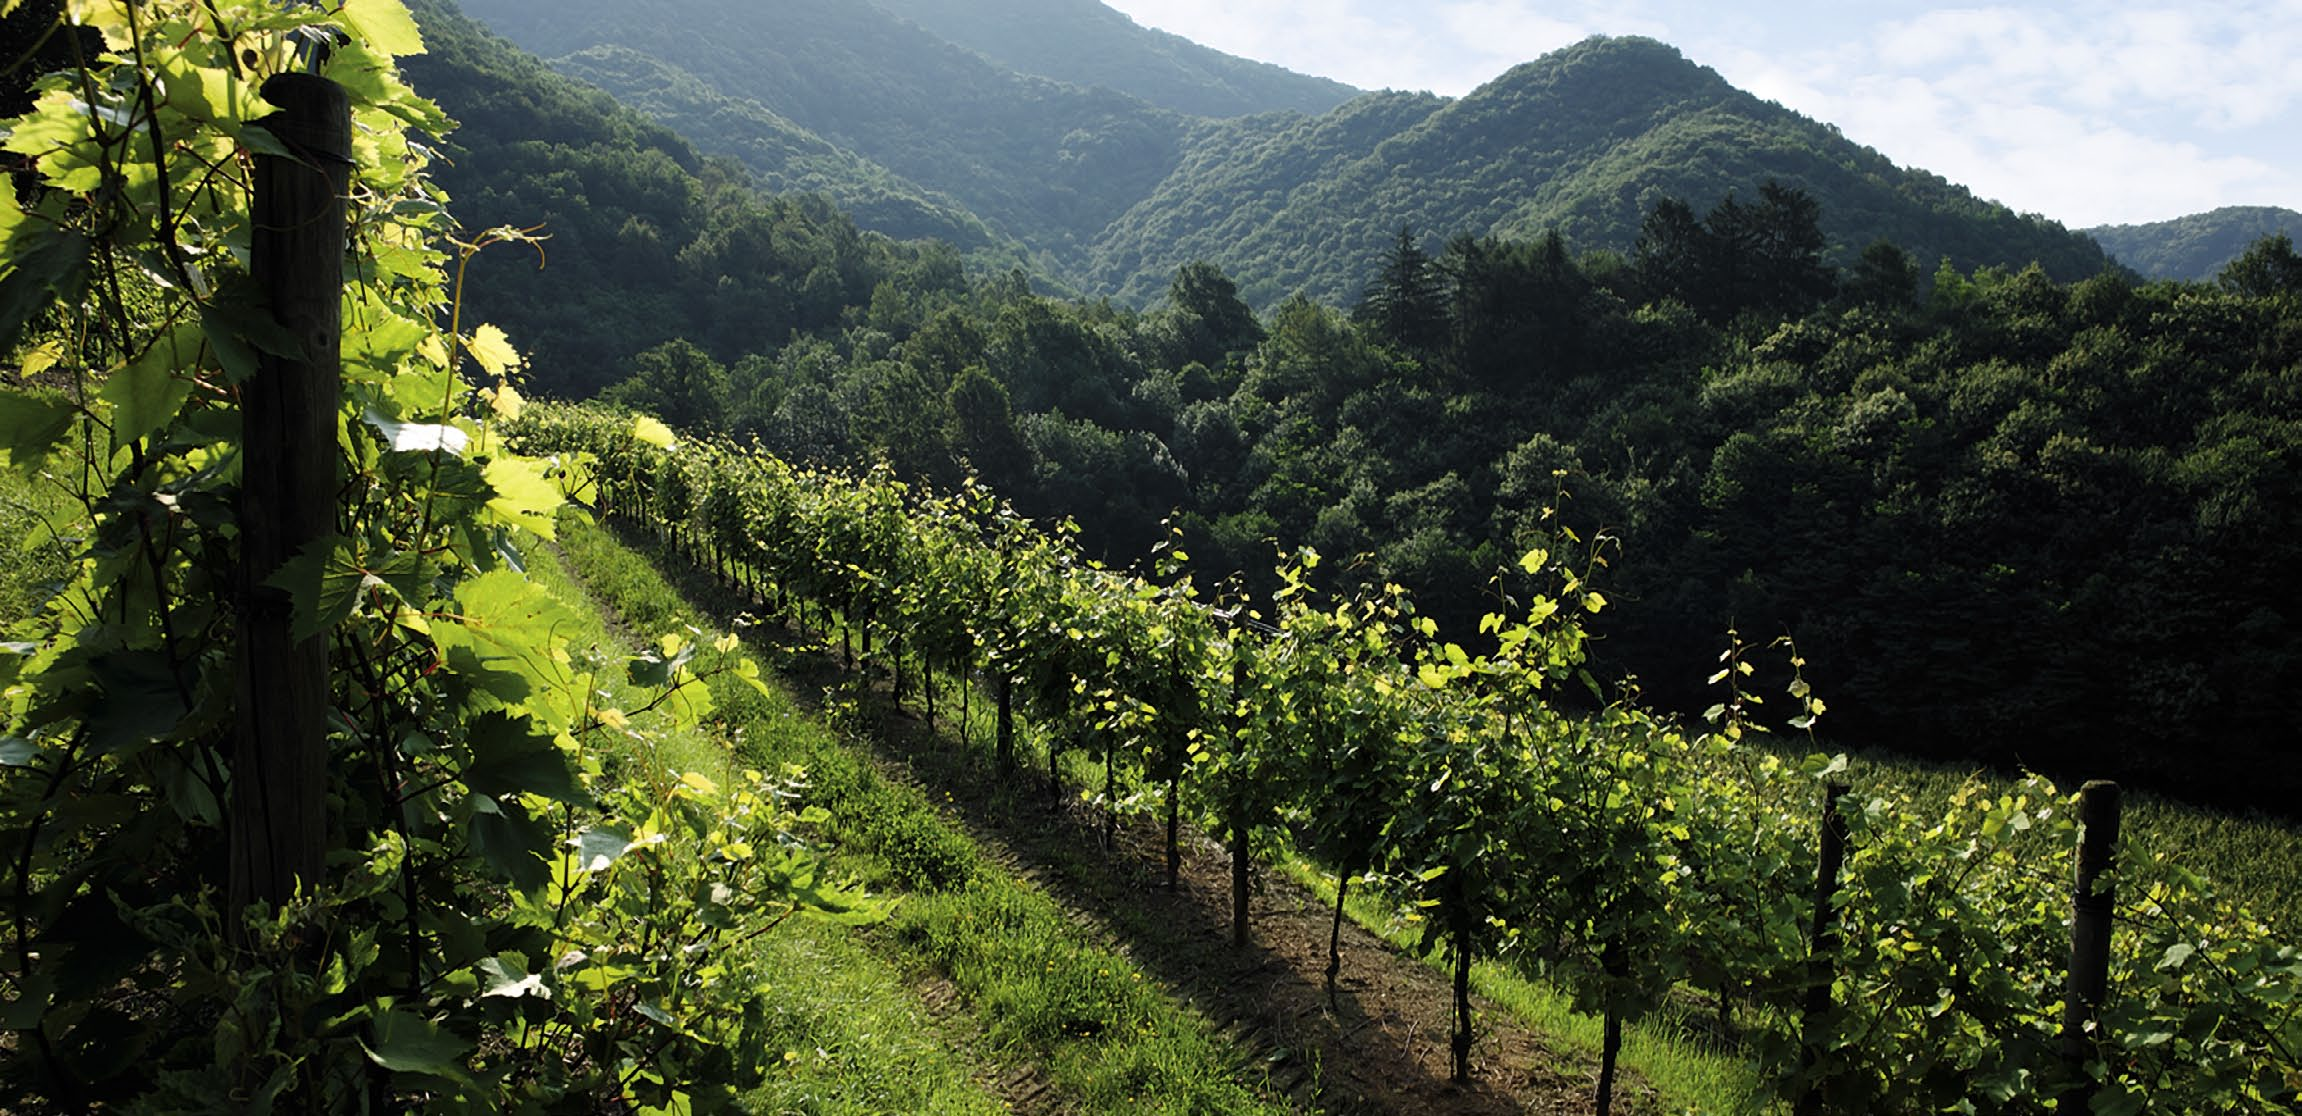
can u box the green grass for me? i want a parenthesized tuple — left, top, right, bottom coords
(550, 517, 1292, 1116)
(0, 467, 84, 630)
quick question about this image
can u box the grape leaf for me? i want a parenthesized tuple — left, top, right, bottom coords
(362, 1009, 470, 1078)
(337, 0, 426, 58)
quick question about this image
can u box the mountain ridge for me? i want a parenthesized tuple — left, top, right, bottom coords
(446, 0, 2116, 305)
(2087, 205, 2302, 282)
(868, 0, 1360, 118)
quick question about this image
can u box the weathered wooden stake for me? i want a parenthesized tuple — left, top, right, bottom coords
(1450, 897, 1472, 1083)
(996, 673, 1014, 770)
(2059, 780, 2122, 1113)
(231, 73, 350, 924)
(1231, 804, 1251, 948)
(1795, 781, 1853, 1116)
(1165, 776, 1182, 890)
(1102, 743, 1117, 848)
(1597, 937, 1627, 1116)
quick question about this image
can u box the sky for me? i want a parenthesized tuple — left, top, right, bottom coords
(1095, 0, 2302, 229)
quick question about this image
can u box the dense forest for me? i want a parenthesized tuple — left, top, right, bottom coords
(451, 0, 2116, 308)
(583, 174, 2302, 813)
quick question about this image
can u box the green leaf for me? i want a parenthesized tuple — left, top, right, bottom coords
(637, 1092, 696, 1116)
(155, 55, 255, 125)
(266, 536, 429, 642)
(477, 955, 549, 1001)
(99, 321, 203, 445)
(198, 289, 304, 384)
(464, 711, 586, 805)
(86, 651, 188, 755)
(0, 222, 89, 353)
(0, 389, 77, 473)
(432, 569, 582, 720)
(575, 827, 633, 873)
(337, 0, 427, 57)
(0, 972, 54, 1028)
(362, 1009, 470, 1078)
(468, 795, 552, 894)
(464, 323, 520, 378)
(2090, 1085, 2145, 1116)
(264, 536, 351, 642)
(483, 454, 563, 540)
(632, 414, 677, 449)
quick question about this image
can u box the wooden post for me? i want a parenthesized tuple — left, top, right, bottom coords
(1449, 893, 1472, 1083)
(232, 73, 350, 922)
(996, 672, 1014, 770)
(1598, 937, 1627, 1115)
(1226, 655, 1252, 948)
(2059, 780, 2122, 1112)
(1166, 776, 1182, 890)
(1102, 741, 1117, 848)
(1795, 781, 1852, 1116)
(1231, 803, 1251, 948)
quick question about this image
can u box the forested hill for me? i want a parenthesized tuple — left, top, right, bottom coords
(869, 0, 1361, 118)
(1088, 37, 2113, 305)
(446, 0, 2114, 305)
(453, 0, 1192, 255)
(2088, 206, 2302, 281)
(400, 0, 974, 396)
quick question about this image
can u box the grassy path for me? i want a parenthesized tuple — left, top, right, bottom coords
(528, 531, 1010, 1114)
(550, 515, 1295, 1114)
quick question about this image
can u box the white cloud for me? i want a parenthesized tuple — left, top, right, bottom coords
(1698, 1, 2302, 223)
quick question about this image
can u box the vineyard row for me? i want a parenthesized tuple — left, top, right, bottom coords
(512, 403, 2302, 1116)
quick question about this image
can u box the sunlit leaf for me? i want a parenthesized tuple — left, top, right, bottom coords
(483, 454, 563, 540)
(338, 0, 427, 57)
(464, 322, 519, 378)
(633, 414, 677, 449)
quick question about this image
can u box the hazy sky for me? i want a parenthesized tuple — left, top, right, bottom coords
(1096, 0, 2302, 228)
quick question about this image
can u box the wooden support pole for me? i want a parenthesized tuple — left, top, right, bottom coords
(1231, 802, 1251, 948)
(231, 73, 350, 921)
(996, 672, 1014, 770)
(1795, 781, 1853, 1116)
(2059, 780, 2122, 1112)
